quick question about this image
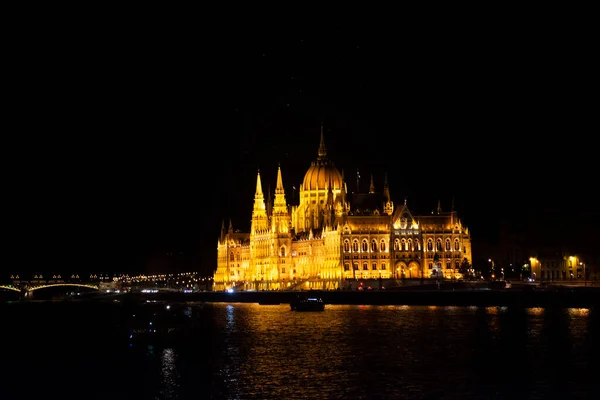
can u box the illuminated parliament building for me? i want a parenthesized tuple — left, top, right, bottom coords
(213, 128, 472, 291)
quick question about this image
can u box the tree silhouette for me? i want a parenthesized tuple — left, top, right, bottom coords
(459, 258, 471, 279)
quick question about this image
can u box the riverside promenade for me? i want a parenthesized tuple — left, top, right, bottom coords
(135, 282, 600, 309)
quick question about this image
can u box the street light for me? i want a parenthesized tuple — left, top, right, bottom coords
(529, 257, 539, 282)
(580, 262, 586, 286)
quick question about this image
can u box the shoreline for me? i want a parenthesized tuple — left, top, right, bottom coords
(124, 286, 600, 308)
(4, 284, 599, 308)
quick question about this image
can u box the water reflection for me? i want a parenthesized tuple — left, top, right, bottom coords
(3, 301, 599, 399)
(160, 348, 179, 399)
(198, 304, 598, 398)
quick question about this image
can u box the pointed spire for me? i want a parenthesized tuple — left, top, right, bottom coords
(253, 170, 266, 213)
(273, 165, 288, 216)
(317, 123, 327, 158)
(339, 171, 347, 205)
(228, 218, 233, 232)
(266, 184, 272, 217)
(275, 164, 284, 194)
(327, 176, 334, 205)
(369, 174, 375, 194)
(383, 172, 390, 202)
(437, 200, 442, 214)
(255, 170, 263, 197)
(251, 170, 268, 233)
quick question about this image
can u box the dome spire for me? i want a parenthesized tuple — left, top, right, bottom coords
(318, 122, 327, 159)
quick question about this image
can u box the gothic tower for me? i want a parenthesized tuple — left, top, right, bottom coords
(294, 124, 344, 232)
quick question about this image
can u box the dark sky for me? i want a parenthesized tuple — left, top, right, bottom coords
(4, 17, 597, 278)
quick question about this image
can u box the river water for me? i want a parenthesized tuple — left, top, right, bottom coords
(2, 300, 599, 399)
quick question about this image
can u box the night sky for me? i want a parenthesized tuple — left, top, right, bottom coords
(4, 18, 597, 278)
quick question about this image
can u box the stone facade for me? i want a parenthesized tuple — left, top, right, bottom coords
(213, 128, 472, 291)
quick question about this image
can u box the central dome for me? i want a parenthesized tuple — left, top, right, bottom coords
(302, 126, 343, 191)
(302, 160, 343, 191)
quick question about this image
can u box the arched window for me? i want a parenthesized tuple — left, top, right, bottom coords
(353, 240, 359, 252)
(415, 240, 421, 251)
(380, 240, 386, 251)
(381, 262, 386, 270)
(363, 262, 368, 270)
(394, 239, 400, 251)
(362, 240, 368, 252)
(408, 239, 413, 251)
(229, 252, 234, 262)
(436, 239, 442, 252)
(401, 239, 406, 251)
(372, 263, 377, 270)
(454, 240, 460, 251)
(427, 240, 433, 251)
(344, 240, 350, 252)
(371, 240, 377, 252)
(445, 240, 451, 251)
(280, 246, 286, 257)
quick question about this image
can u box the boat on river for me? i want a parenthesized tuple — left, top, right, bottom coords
(290, 294, 325, 311)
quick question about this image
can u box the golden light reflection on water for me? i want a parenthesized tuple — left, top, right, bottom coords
(568, 308, 590, 317)
(149, 302, 600, 399)
(527, 307, 545, 316)
(486, 306, 499, 315)
(4, 297, 599, 399)
(484, 307, 500, 334)
(567, 308, 590, 342)
(357, 304, 379, 310)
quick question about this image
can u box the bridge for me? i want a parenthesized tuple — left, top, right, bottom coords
(0, 285, 19, 293)
(2, 271, 213, 296)
(0, 282, 100, 293)
(0, 273, 111, 296)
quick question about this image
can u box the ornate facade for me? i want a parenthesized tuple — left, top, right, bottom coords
(213, 128, 472, 291)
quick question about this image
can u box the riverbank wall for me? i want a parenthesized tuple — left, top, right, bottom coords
(135, 286, 600, 308)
